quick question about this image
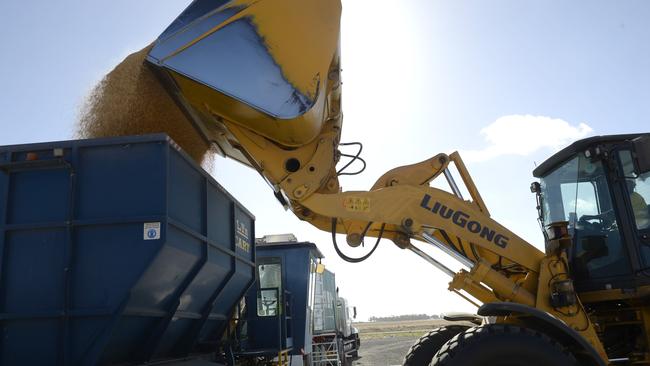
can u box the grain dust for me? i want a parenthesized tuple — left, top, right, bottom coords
(77, 45, 211, 163)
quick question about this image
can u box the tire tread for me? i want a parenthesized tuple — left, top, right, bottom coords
(430, 324, 577, 366)
(402, 325, 468, 366)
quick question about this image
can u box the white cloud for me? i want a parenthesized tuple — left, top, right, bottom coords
(576, 198, 598, 215)
(462, 115, 593, 162)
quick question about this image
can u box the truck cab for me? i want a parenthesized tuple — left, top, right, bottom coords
(335, 297, 360, 357)
(236, 234, 360, 365)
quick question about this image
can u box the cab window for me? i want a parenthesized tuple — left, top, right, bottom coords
(540, 154, 628, 279)
(257, 260, 282, 317)
(619, 150, 650, 231)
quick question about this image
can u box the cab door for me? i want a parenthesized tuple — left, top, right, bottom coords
(616, 150, 650, 274)
(247, 257, 286, 350)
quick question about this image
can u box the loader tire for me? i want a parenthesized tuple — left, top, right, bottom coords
(402, 325, 469, 366)
(430, 324, 577, 366)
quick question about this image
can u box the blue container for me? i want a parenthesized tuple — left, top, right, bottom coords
(0, 134, 255, 366)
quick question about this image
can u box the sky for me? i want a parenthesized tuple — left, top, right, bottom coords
(1, 1, 650, 321)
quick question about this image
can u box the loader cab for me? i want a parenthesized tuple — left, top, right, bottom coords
(533, 134, 650, 293)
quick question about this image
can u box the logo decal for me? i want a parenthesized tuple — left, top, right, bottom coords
(235, 219, 251, 252)
(420, 194, 509, 248)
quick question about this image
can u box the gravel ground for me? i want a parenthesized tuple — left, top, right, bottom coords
(353, 335, 420, 366)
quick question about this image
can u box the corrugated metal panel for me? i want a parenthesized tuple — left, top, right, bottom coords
(313, 269, 336, 334)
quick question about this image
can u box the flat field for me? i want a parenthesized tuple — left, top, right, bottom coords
(355, 319, 451, 339)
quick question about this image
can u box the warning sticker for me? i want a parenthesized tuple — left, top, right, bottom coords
(143, 222, 161, 240)
(343, 197, 370, 213)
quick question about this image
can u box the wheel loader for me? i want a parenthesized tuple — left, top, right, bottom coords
(143, 0, 650, 364)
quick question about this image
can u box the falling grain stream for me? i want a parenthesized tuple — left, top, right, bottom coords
(77, 46, 211, 163)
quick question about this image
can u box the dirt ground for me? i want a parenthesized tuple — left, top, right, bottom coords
(353, 335, 420, 366)
(352, 319, 454, 366)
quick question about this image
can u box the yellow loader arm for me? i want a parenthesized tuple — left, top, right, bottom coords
(145, 0, 608, 360)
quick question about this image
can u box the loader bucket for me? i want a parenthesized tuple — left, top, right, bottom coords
(147, 0, 342, 147)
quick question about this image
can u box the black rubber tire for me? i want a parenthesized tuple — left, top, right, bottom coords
(430, 324, 578, 366)
(402, 325, 469, 366)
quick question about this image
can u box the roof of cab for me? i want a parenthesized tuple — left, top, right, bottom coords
(255, 240, 325, 259)
(532, 133, 646, 178)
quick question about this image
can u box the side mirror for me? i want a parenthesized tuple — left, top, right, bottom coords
(530, 182, 541, 194)
(353, 306, 357, 319)
(633, 135, 650, 174)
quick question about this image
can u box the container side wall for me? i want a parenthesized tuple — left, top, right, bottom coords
(0, 135, 256, 366)
(206, 184, 233, 250)
(199, 258, 254, 343)
(76, 142, 167, 220)
(7, 169, 69, 224)
(169, 150, 205, 234)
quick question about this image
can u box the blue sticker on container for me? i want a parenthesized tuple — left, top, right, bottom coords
(143, 222, 161, 240)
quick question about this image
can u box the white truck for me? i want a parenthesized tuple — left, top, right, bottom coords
(336, 296, 360, 360)
(311, 268, 360, 366)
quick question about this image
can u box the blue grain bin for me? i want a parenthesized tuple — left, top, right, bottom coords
(0, 134, 255, 366)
